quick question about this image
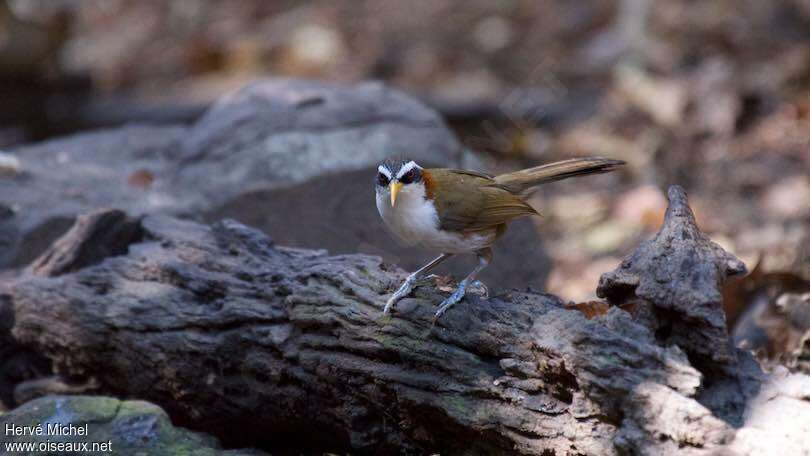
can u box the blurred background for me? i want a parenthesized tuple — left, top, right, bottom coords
(1, 0, 808, 366)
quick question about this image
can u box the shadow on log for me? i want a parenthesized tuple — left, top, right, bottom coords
(4, 186, 805, 455)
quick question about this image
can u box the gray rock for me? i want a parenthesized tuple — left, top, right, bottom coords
(0, 395, 266, 455)
(0, 125, 187, 268)
(0, 79, 550, 289)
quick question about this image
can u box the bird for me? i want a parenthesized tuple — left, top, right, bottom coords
(375, 156, 625, 320)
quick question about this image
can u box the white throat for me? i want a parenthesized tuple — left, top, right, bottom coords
(376, 183, 438, 246)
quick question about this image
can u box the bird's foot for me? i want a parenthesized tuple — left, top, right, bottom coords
(469, 280, 489, 298)
(415, 274, 440, 285)
(433, 280, 469, 322)
(384, 273, 428, 314)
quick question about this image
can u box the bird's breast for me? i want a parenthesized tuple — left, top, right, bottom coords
(376, 186, 440, 244)
(375, 187, 496, 253)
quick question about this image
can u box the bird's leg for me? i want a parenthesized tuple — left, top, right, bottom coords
(434, 248, 492, 321)
(384, 253, 452, 314)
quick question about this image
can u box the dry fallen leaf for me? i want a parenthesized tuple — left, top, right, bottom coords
(565, 300, 611, 319)
(726, 254, 810, 372)
(127, 169, 154, 188)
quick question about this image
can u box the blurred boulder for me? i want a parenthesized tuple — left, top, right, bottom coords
(0, 125, 188, 268)
(0, 79, 550, 289)
(0, 395, 266, 455)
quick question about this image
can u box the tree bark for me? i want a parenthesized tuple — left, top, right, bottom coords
(3, 187, 772, 455)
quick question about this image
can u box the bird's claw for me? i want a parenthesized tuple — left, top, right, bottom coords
(387, 272, 481, 321)
(383, 274, 421, 314)
(432, 281, 469, 322)
(416, 274, 440, 284)
(470, 280, 489, 298)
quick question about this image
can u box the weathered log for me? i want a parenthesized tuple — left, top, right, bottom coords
(9, 210, 626, 453)
(0, 282, 50, 410)
(4, 188, 807, 454)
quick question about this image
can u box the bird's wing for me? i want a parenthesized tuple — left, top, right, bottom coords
(426, 169, 538, 233)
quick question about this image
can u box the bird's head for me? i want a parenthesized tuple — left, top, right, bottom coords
(375, 159, 424, 207)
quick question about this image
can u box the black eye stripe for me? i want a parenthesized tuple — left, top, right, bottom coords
(377, 172, 390, 186)
(399, 168, 420, 184)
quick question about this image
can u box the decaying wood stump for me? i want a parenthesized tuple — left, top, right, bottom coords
(2, 186, 787, 455)
(597, 186, 758, 426)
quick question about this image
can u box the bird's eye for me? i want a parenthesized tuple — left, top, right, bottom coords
(400, 169, 417, 184)
(377, 172, 390, 187)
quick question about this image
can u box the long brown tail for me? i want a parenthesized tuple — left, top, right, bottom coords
(494, 157, 625, 194)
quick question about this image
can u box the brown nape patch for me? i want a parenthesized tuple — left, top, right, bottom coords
(422, 169, 436, 200)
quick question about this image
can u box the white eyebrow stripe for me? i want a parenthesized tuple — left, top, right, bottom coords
(378, 165, 392, 179)
(395, 161, 421, 179)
